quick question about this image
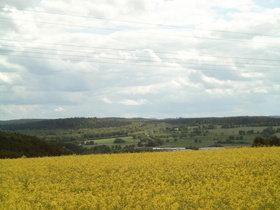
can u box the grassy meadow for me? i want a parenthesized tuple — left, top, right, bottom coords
(85, 126, 280, 149)
(1, 147, 280, 209)
(87, 136, 136, 146)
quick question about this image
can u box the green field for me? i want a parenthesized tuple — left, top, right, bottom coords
(84, 136, 137, 147)
(82, 126, 280, 149)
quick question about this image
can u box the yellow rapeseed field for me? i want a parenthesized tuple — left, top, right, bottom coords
(1, 147, 280, 209)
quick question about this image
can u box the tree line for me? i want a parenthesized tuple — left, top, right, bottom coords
(0, 117, 133, 130)
(2, 116, 280, 131)
(252, 136, 280, 147)
(163, 116, 280, 127)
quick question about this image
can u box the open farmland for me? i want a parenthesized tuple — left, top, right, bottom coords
(88, 136, 136, 146)
(2, 117, 280, 154)
(1, 147, 280, 209)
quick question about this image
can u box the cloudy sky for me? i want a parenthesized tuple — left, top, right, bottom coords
(0, 0, 279, 120)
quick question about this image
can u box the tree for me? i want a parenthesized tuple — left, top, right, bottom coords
(252, 136, 280, 147)
(86, 141, 95, 145)
(261, 127, 276, 138)
(114, 138, 126, 143)
(239, 130, 245, 135)
(137, 142, 143, 147)
(228, 135, 235, 140)
(89, 145, 112, 154)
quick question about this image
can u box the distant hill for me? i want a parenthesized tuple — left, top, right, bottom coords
(0, 131, 73, 158)
(0, 119, 47, 125)
(0, 117, 133, 130)
(161, 116, 280, 127)
(270, 115, 280, 118)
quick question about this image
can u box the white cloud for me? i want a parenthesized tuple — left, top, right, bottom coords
(101, 97, 113, 104)
(0, 72, 13, 84)
(119, 85, 158, 95)
(251, 88, 268, 94)
(54, 107, 64, 112)
(120, 99, 148, 106)
(0, 0, 279, 119)
(205, 88, 234, 97)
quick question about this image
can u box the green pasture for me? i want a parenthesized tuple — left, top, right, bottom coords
(84, 136, 137, 147)
(83, 125, 280, 149)
(153, 126, 276, 148)
(157, 136, 253, 148)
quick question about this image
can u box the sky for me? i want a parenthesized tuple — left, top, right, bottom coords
(0, 0, 280, 120)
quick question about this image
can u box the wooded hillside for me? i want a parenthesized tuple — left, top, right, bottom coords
(0, 132, 73, 158)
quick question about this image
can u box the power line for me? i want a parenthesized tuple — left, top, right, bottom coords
(1, 38, 279, 63)
(1, 51, 278, 73)
(2, 43, 280, 66)
(1, 17, 280, 45)
(1, 47, 279, 69)
(1, 5, 280, 38)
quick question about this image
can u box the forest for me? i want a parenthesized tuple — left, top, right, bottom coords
(1, 116, 280, 158)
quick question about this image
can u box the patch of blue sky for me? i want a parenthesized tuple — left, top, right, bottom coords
(253, 0, 280, 9)
(212, 7, 240, 21)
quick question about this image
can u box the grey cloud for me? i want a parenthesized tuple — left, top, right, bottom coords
(0, 11, 18, 35)
(1, 0, 40, 9)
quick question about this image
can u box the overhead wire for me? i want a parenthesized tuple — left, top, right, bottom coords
(1, 16, 279, 45)
(1, 49, 279, 73)
(2, 53, 279, 73)
(1, 5, 280, 38)
(1, 47, 279, 69)
(0, 38, 279, 62)
(2, 43, 280, 65)
(0, 5, 279, 73)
